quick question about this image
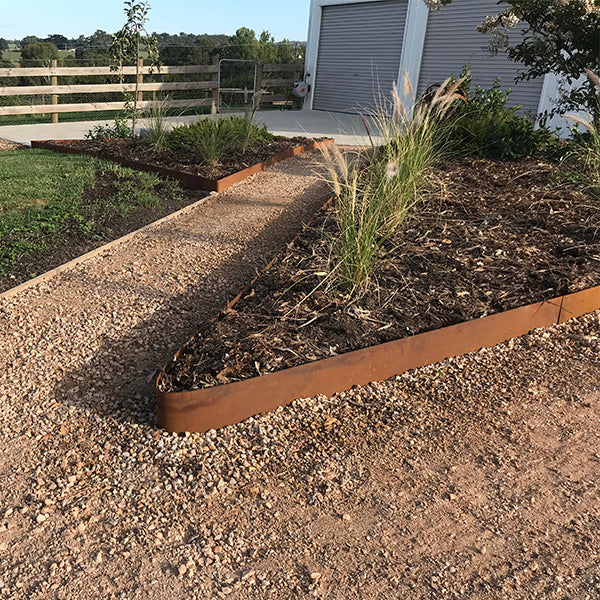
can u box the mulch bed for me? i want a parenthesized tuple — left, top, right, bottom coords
(161, 157, 600, 393)
(48, 136, 324, 180)
(0, 172, 205, 294)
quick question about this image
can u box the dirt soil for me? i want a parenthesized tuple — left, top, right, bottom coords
(1, 308, 600, 599)
(53, 136, 326, 180)
(162, 157, 600, 392)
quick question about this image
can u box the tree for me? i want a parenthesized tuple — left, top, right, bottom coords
(190, 35, 219, 64)
(256, 31, 277, 63)
(74, 46, 111, 66)
(21, 41, 59, 66)
(275, 39, 298, 64)
(0, 38, 8, 51)
(424, 0, 600, 124)
(159, 44, 192, 66)
(20, 35, 39, 49)
(45, 34, 69, 50)
(227, 27, 259, 60)
(111, 1, 160, 132)
(88, 30, 113, 51)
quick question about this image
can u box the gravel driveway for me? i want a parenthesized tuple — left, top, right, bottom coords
(1, 146, 599, 599)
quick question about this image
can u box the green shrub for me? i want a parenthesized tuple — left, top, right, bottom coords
(85, 117, 132, 141)
(167, 114, 274, 165)
(444, 73, 543, 160)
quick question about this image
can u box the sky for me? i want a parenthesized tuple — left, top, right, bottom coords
(0, 0, 311, 42)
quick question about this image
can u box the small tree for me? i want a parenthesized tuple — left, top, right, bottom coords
(111, 1, 160, 133)
(424, 0, 600, 125)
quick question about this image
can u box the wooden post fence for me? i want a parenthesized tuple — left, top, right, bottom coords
(211, 55, 219, 113)
(136, 57, 144, 104)
(51, 59, 58, 123)
(0, 61, 303, 119)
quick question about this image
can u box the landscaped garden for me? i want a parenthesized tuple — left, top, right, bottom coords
(158, 74, 600, 401)
(37, 112, 327, 184)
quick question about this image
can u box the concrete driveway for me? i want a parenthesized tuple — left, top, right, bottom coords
(0, 109, 378, 147)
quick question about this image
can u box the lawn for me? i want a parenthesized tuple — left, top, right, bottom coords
(0, 148, 203, 291)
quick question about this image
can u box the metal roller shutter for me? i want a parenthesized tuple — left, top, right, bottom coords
(418, 0, 543, 115)
(313, 0, 408, 113)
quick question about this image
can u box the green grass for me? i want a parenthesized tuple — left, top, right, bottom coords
(0, 105, 212, 127)
(0, 148, 175, 277)
(3, 49, 21, 62)
(0, 150, 98, 213)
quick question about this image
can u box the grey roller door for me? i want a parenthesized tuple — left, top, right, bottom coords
(418, 0, 544, 115)
(313, 0, 408, 113)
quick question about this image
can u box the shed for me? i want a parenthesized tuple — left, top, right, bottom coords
(303, 0, 558, 120)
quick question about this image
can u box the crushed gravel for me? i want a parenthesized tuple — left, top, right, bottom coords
(0, 139, 22, 151)
(1, 149, 599, 599)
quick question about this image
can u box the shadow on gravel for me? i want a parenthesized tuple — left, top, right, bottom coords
(52, 178, 329, 428)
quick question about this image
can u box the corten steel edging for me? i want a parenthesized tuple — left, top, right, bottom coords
(558, 285, 600, 323)
(30, 138, 335, 192)
(156, 286, 600, 433)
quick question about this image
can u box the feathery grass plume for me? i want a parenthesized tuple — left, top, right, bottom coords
(585, 68, 600, 91)
(371, 72, 465, 230)
(143, 94, 171, 152)
(564, 113, 595, 133)
(321, 74, 464, 294)
(321, 143, 353, 198)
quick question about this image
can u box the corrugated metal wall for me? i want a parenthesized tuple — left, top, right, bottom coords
(418, 0, 544, 114)
(313, 0, 409, 113)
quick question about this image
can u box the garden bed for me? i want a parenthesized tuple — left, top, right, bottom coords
(31, 137, 334, 192)
(157, 157, 600, 429)
(0, 149, 207, 293)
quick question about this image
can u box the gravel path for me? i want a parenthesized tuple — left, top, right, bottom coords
(1, 147, 600, 599)
(0, 138, 22, 151)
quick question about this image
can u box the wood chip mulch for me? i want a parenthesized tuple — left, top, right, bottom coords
(48, 135, 326, 180)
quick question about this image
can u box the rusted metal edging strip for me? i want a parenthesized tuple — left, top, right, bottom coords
(30, 138, 335, 192)
(157, 286, 600, 433)
(557, 286, 600, 323)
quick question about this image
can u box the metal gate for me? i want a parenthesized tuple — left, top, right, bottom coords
(217, 59, 259, 111)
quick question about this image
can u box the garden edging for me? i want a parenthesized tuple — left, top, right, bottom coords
(31, 138, 335, 192)
(156, 285, 600, 433)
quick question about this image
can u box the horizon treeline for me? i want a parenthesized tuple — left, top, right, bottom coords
(0, 28, 306, 66)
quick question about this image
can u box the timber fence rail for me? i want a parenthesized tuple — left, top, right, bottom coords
(0, 59, 304, 122)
